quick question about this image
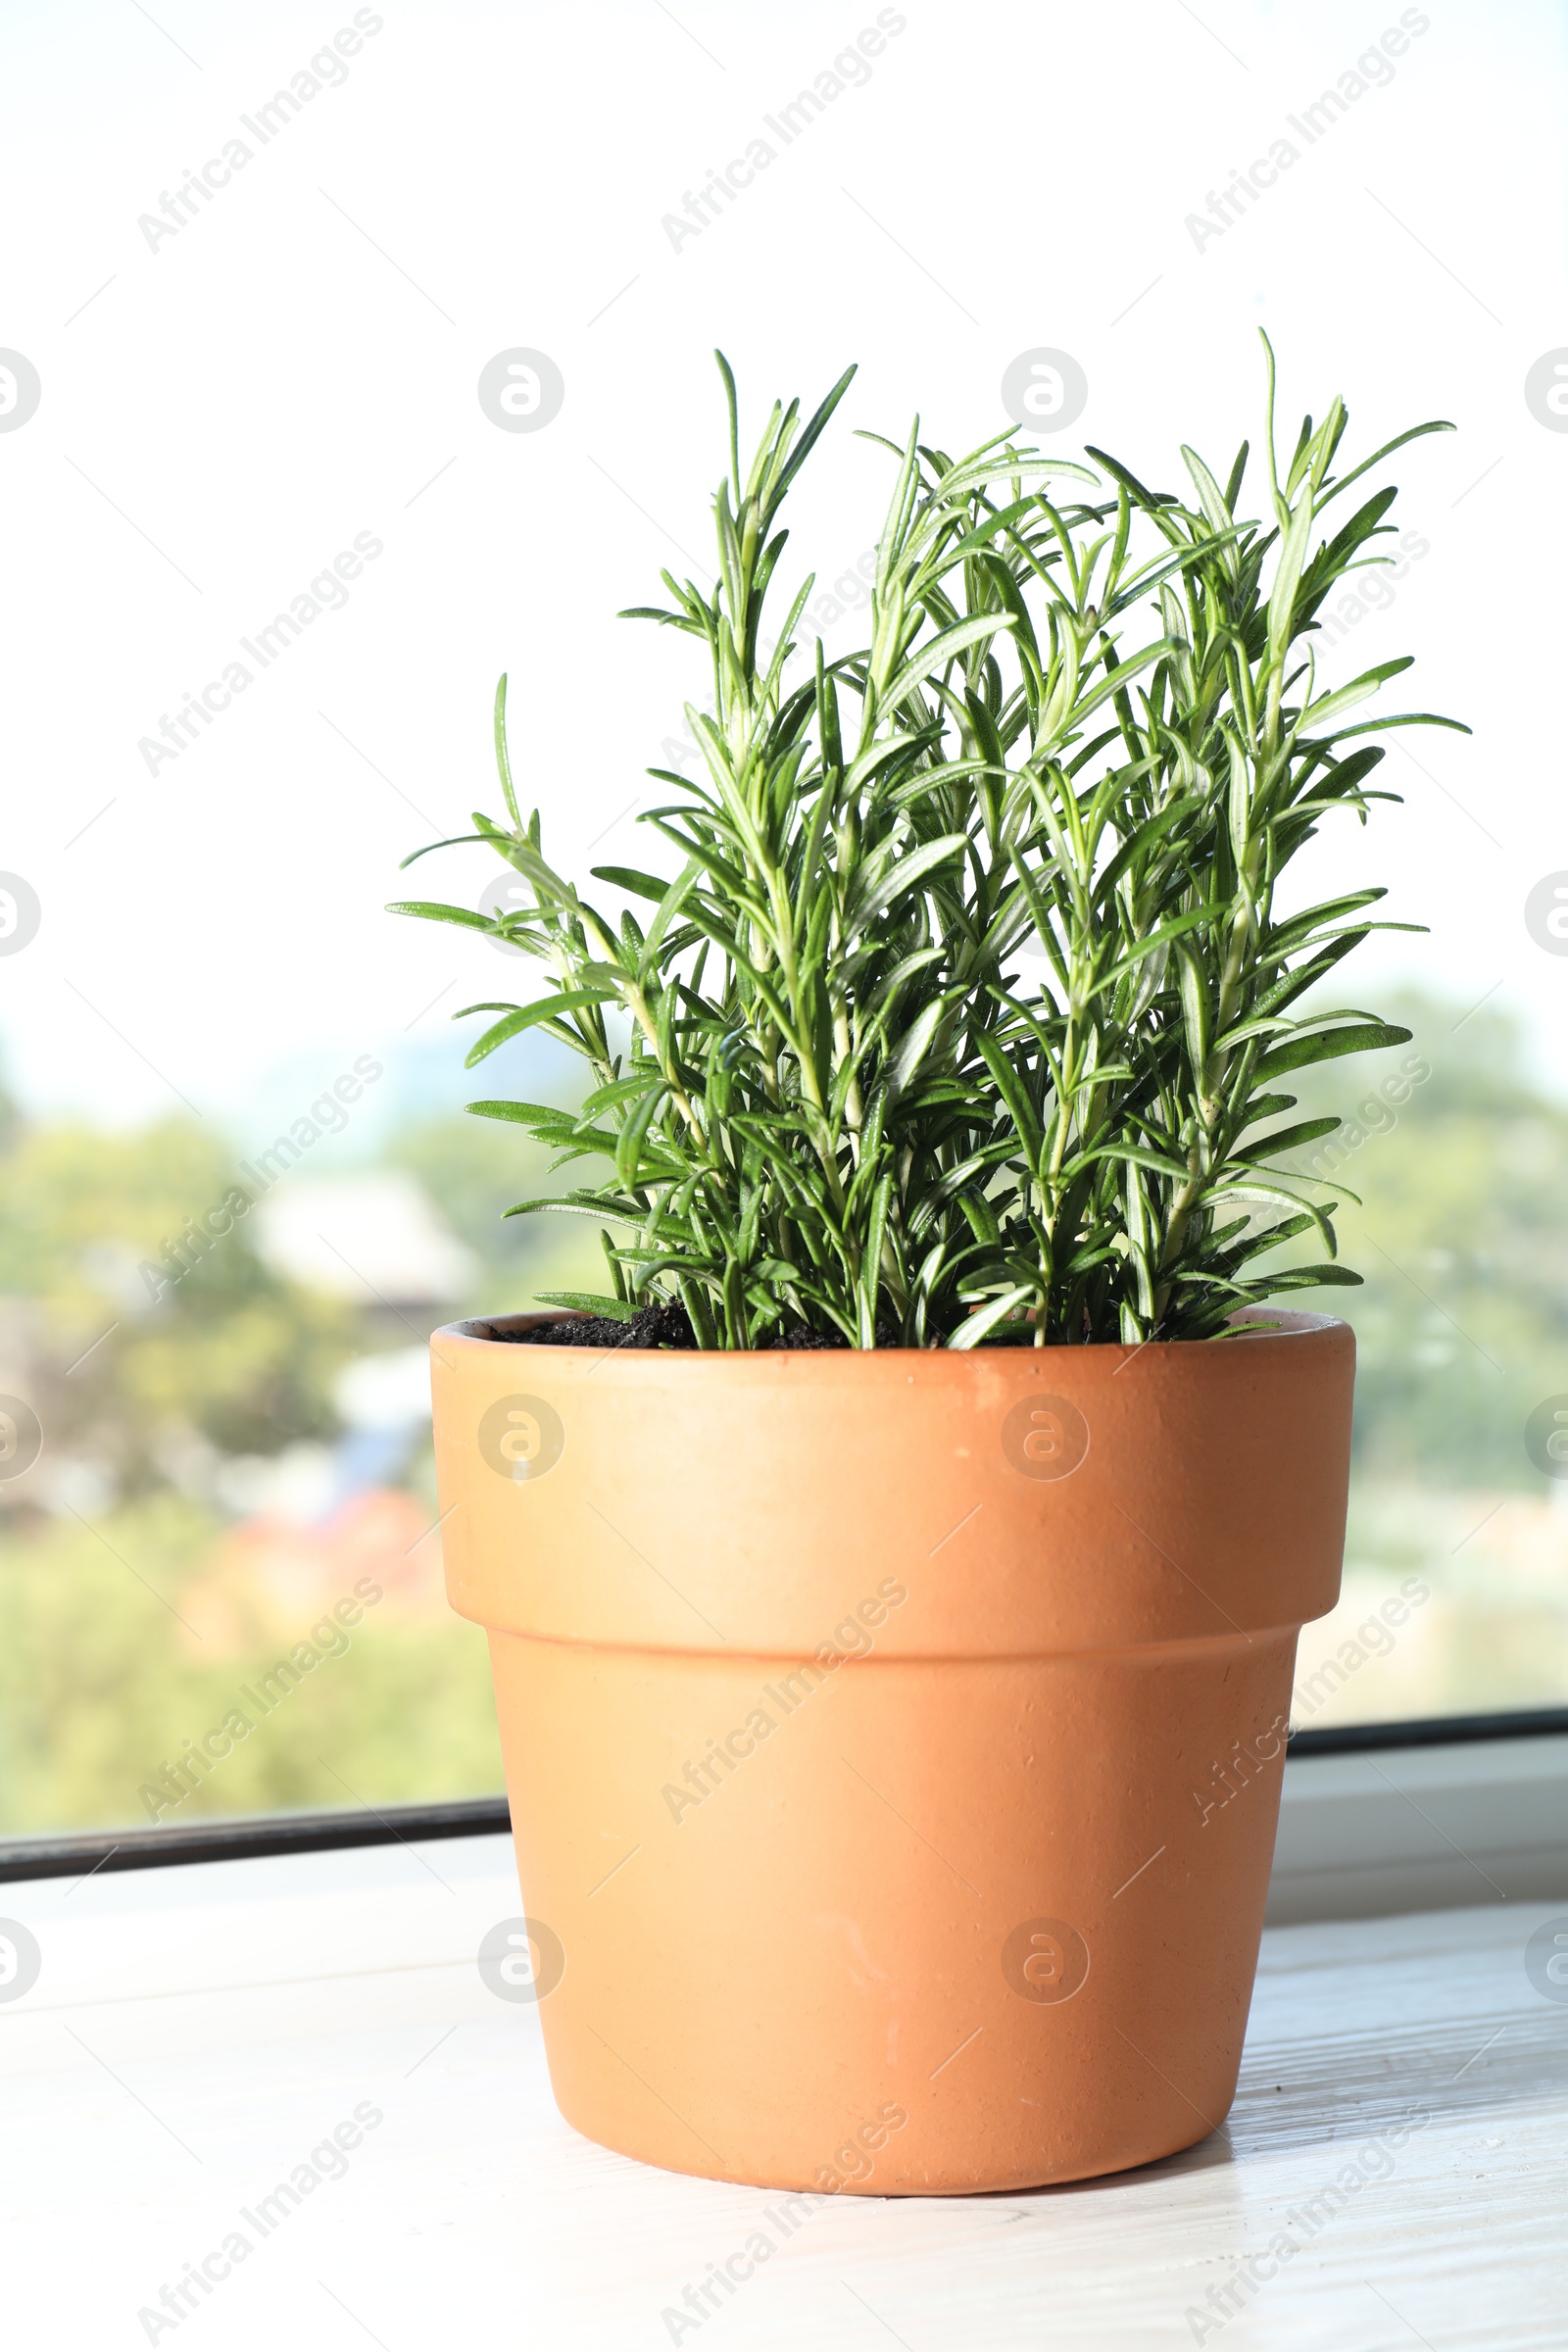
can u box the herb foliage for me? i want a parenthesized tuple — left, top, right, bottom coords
(392, 342, 1465, 1347)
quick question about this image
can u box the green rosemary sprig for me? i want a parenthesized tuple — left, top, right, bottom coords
(391, 337, 1466, 1346)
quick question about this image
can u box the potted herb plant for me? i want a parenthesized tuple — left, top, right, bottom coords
(392, 341, 1461, 2193)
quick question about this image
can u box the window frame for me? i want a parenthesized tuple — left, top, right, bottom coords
(6, 1707, 1567, 1915)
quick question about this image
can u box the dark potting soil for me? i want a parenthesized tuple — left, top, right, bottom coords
(478, 1302, 913, 1350)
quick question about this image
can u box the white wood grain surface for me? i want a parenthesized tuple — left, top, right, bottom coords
(2, 1834, 1564, 2350)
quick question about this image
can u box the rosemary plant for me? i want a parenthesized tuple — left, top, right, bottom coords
(392, 340, 1465, 1348)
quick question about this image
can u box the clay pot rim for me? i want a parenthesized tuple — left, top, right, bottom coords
(440, 1302, 1348, 1360)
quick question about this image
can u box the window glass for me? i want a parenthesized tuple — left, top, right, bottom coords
(2, 0, 1562, 1837)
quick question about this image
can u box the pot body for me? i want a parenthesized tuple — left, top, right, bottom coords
(430, 1310, 1352, 2193)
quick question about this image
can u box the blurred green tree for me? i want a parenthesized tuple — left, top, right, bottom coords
(0, 1115, 354, 1505)
(1278, 991, 1568, 1489)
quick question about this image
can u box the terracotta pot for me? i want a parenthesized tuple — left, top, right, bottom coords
(430, 1307, 1352, 2194)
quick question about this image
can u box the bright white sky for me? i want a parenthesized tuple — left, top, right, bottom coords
(2, 0, 1565, 1140)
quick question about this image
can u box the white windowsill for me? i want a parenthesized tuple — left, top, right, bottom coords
(4, 1741, 1566, 2349)
(1269, 1734, 1568, 1924)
